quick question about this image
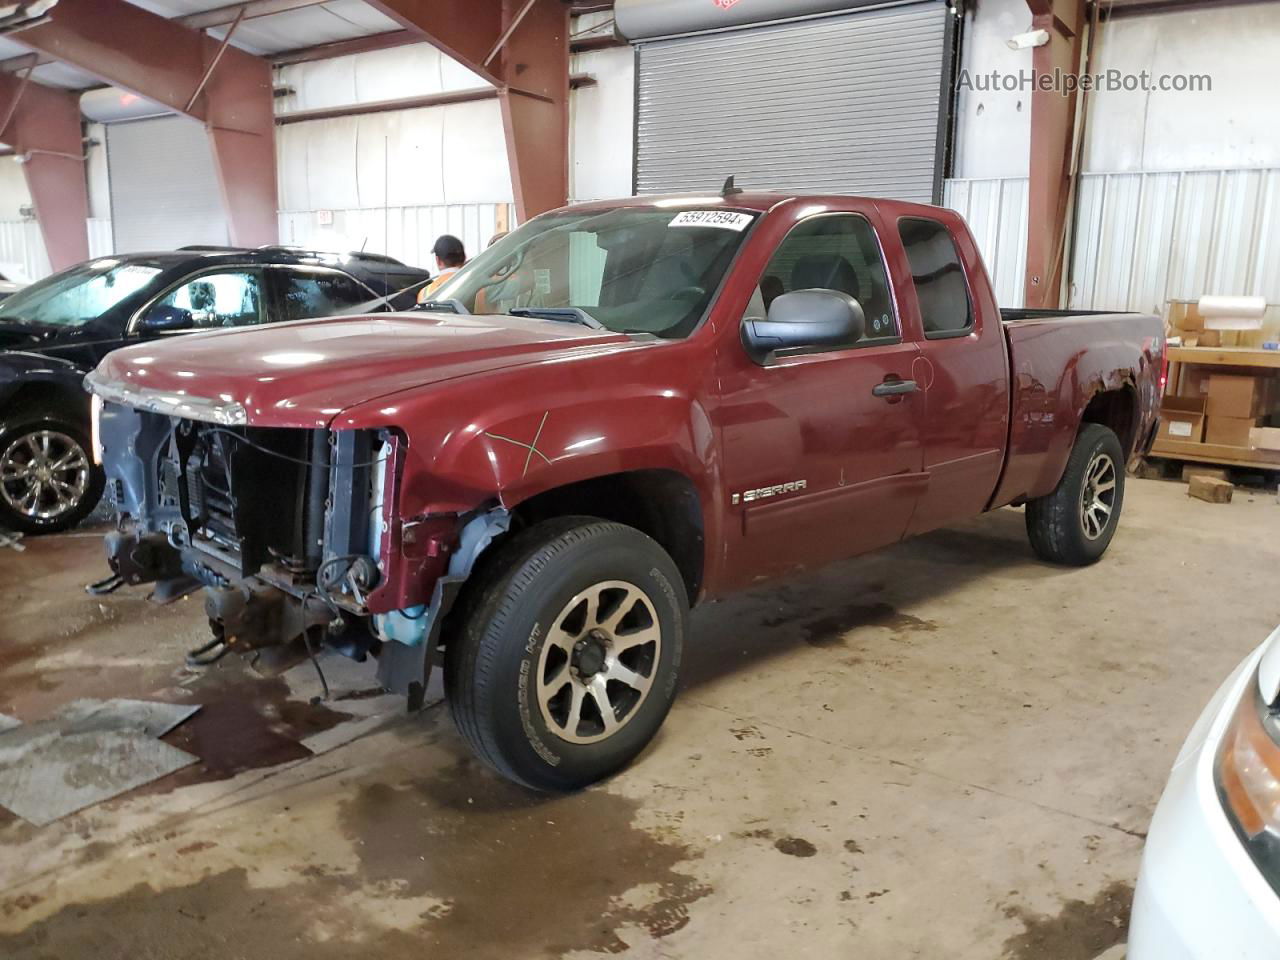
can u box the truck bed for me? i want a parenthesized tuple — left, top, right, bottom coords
(990, 308, 1165, 510)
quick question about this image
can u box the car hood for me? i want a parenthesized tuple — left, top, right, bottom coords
(90, 312, 640, 428)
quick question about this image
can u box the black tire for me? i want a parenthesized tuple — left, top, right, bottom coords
(0, 413, 104, 535)
(1025, 423, 1126, 566)
(444, 517, 688, 791)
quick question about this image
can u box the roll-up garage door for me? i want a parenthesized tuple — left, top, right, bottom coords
(106, 115, 228, 253)
(634, 1, 952, 203)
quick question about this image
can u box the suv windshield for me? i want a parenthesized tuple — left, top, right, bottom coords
(0, 258, 164, 328)
(429, 206, 758, 338)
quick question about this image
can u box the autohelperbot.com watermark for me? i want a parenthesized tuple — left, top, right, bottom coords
(958, 68, 1212, 97)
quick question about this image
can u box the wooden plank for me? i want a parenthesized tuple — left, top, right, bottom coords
(1150, 438, 1280, 469)
(1166, 346, 1280, 370)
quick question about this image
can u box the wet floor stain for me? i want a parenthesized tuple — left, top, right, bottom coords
(774, 837, 817, 858)
(0, 760, 711, 959)
(1000, 880, 1133, 960)
(144, 665, 354, 795)
(336, 758, 711, 956)
(800, 602, 939, 647)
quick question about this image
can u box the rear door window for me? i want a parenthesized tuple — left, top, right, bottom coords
(897, 218, 973, 339)
(276, 269, 375, 321)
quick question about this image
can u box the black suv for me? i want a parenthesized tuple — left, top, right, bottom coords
(0, 246, 430, 534)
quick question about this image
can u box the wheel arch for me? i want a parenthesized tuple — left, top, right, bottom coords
(509, 468, 706, 603)
(1079, 384, 1139, 459)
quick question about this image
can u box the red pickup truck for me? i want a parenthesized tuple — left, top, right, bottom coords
(87, 192, 1164, 790)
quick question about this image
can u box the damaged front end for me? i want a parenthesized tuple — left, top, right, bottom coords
(89, 376, 505, 707)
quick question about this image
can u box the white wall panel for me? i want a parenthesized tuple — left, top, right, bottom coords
(943, 177, 1027, 307)
(275, 43, 488, 113)
(949, 168, 1280, 315)
(1071, 168, 1280, 313)
(570, 44, 635, 202)
(0, 221, 49, 281)
(277, 203, 513, 274)
(276, 101, 511, 214)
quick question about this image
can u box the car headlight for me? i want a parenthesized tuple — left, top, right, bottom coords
(1216, 664, 1280, 894)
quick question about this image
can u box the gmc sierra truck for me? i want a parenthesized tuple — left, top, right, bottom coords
(86, 192, 1164, 791)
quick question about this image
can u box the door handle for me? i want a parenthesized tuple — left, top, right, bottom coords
(872, 378, 918, 398)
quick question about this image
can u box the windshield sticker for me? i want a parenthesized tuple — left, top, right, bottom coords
(668, 210, 754, 232)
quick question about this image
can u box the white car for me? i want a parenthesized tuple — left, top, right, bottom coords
(1130, 624, 1280, 958)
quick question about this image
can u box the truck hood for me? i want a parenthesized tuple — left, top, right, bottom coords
(91, 313, 639, 428)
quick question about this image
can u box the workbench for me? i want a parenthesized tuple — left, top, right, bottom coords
(1151, 346, 1280, 470)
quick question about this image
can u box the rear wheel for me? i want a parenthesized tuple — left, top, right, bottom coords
(444, 517, 687, 791)
(0, 415, 103, 535)
(1025, 423, 1125, 566)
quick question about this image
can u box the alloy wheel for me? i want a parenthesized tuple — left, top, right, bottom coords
(536, 580, 663, 745)
(0, 429, 91, 522)
(1079, 451, 1117, 541)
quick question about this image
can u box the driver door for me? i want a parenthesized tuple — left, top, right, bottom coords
(715, 212, 925, 587)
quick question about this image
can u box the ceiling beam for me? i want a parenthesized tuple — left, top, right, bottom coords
(270, 28, 419, 66)
(3, 0, 278, 246)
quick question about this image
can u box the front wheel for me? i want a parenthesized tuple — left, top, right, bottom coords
(1025, 423, 1125, 566)
(445, 518, 687, 791)
(0, 414, 104, 535)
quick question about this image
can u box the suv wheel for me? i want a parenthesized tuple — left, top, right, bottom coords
(0, 415, 104, 535)
(445, 517, 687, 791)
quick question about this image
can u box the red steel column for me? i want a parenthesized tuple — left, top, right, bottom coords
(368, 0, 570, 220)
(497, 0, 570, 220)
(0, 72, 89, 270)
(1024, 0, 1086, 308)
(6, 0, 278, 246)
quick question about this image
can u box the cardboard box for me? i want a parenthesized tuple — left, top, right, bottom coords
(1196, 330, 1223, 348)
(1205, 415, 1257, 447)
(1207, 374, 1267, 419)
(1167, 300, 1205, 332)
(1189, 476, 1233, 503)
(1157, 397, 1206, 443)
(1177, 367, 1213, 400)
(1251, 426, 1280, 452)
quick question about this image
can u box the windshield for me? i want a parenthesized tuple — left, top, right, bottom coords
(0, 258, 164, 328)
(429, 206, 759, 338)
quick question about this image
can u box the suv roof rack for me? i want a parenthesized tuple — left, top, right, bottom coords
(255, 244, 407, 267)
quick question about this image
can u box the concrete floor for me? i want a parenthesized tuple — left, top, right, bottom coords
(0, 477, 1276, 959)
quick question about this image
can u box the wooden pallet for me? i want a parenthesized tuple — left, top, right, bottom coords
(1149, 439, 1280, 471)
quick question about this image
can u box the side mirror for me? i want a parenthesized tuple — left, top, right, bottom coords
(137, 304, 195, 333)
(742, 289, 865, 362)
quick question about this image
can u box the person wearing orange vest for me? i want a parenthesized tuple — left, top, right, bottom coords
(417, 234, 467, 303)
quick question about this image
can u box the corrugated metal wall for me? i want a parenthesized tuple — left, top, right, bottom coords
(0, 219, 115, 282)
(945, 167, 1280, 313)
(942, 178, 1027, 308)
(277, 203, 514, 273)
(0, 221, 49, 281)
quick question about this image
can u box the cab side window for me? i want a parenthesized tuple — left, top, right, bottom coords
(897, 218, 973, 339)
(157, 270, 263, 328)
(759, 215, 898, 345)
